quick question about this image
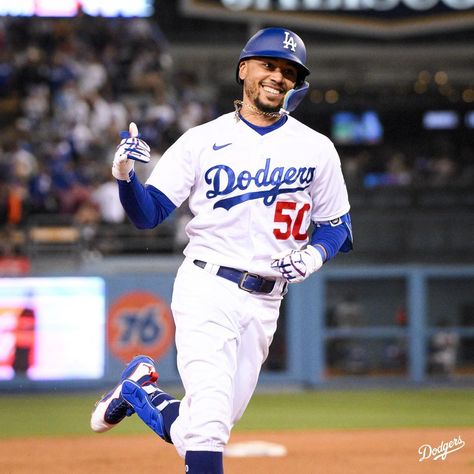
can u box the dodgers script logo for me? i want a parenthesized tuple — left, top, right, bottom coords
(205, 158, 315, 210)
(418, 435, 465, 462)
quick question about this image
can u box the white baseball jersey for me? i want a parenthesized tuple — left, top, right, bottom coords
(146, 112, 350, 277)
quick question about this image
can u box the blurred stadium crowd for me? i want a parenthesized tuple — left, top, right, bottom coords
(0, 16, 218, 257)
(339, 137, 473, 191)
(0, 16, 472, 260)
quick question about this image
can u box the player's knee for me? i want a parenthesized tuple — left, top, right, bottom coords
(189, 420, 230, 450)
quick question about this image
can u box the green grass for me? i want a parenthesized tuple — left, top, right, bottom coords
(0, 388, 472, 438)
(0, 393, 148, 438)
(237, 389, 474, 431)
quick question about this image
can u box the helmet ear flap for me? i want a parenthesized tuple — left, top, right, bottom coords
(280, 81, 309, 115)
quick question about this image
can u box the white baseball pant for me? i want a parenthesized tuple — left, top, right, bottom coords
(169, 257, 285, 457)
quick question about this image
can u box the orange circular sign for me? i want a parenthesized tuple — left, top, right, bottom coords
(108, 291, 174, 363)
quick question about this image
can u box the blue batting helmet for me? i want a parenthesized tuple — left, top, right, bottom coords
(236, 27, 310, 86)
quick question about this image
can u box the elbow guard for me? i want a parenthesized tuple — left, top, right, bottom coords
(310, 212, 353, 261)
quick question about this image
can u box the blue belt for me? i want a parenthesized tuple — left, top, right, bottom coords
(193, 259, 276, 294)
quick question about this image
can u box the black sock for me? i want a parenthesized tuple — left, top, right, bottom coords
(149, 390, 180, 443)
(185, 451, 223, 474)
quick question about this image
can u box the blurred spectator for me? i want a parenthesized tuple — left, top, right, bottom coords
(91, 173, 126, 224)
(428, 320, 460, 377)
(429, 156, 459, 186)
(332, 292, 366, 328)
(386, 152, 412, 186)
(326, 293, 369, 374)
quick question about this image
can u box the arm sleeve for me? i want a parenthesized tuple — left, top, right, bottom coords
(310, 213, 353, 261)
(117, 172, 176, 229)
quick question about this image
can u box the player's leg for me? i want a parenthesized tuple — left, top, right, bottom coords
(168, 259, 244, 472)
(118, 260, 277, 473)
(231, 294, 282, 425)
(170, 328, 237, 473)
(90, 354, 159, 432)
(174, 289, 281, 473)
(122, 277, 233, 472)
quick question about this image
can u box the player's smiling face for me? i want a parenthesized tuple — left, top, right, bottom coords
(239, 57, 298, 118)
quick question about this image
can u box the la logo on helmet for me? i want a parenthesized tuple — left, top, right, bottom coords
(282, 31, 297, 52)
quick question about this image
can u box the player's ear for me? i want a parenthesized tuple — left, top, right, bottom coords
(238, 60, 248, 82)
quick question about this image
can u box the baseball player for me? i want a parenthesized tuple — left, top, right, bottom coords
(90, 27, 352, 474)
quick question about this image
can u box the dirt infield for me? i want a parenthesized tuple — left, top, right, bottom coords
(1, 428, 472, 473)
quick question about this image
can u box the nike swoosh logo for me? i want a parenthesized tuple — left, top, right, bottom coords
(213, 142, 232, 151)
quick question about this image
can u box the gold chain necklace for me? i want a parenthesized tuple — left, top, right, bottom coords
(233, 100, 281, 120)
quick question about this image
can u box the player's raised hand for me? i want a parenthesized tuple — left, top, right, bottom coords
(119, 122, 151, 162)
(112, 122, 151, 182)
(271, 245, 324, 283)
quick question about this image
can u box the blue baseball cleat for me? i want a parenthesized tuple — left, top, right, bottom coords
(90, 355, 158, 433)
(122, 379, 166, 438)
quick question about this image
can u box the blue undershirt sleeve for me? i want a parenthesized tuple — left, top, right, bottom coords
(117, 172, 176, 229)
(310, 213, 353, 262)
